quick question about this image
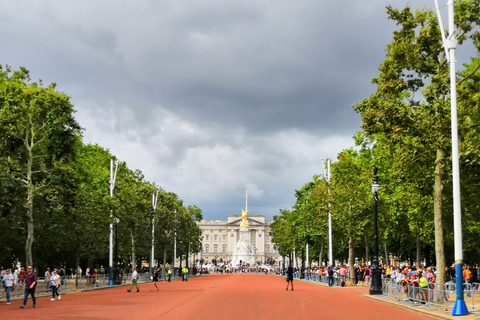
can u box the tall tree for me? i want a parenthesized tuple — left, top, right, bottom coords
(354, 2, 480, 285)
(0, 65, 81, 267)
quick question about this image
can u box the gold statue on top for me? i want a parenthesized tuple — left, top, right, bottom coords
(240, 209, 249, 229)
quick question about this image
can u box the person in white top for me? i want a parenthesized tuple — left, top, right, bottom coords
(3, 269, 16, 305)
(50, 270, 61, 301)
(127, 268, 140, 293)
(45, 268, 51, 292)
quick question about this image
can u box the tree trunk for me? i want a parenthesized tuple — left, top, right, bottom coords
(131, 231, 136, 269)
(319, 237, 324, 267)
(163, 247, 167, 274)
(416, 233, 421, 267)
(364, 234, 369, 264)
(348, 203, 356, 284)
(348, 230, 355, 284)
(434, 148, 446, 287)
(384, 243, 389, 266)
(25, 146, 34, 268)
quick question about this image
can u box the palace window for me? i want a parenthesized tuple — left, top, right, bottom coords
(206, 235, 209, 241)
(214, 235, 218, 241)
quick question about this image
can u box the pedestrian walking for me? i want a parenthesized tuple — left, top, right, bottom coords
(20, 265, 37, 309)
(89, 267, 96, 286)
(151, 269, 159, 291)
(182, 267, 189, 281)
(59, 266, 66, 289)
(3, 269, 16, 305)
(328, 266, 334, 287)
(19, 267, 26, 283)
(286, 265, 294, 291)
(50, 269, 61, 301)
(168, 268, 172, 282)
(127, 268, 139, 292)
(44, 268, 51, 292)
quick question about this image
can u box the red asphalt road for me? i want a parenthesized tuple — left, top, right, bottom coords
(1, 274, 433, 320)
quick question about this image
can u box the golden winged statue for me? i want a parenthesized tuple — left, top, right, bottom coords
(240, 209, 249, 229)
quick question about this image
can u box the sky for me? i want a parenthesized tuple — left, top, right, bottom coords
(1, 0, 475, 221)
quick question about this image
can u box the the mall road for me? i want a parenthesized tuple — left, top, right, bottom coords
(0, 273, 456, 320)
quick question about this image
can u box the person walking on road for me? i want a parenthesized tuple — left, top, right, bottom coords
(328, 266, 334, 287)
(44, 268, 51, 292)
(50, 269, 61, 301)
(182, 267, 189, 281)
(168, 268, 172, 282)
(151, 269, 159, 291)
(286, 265, 294, 291)
(127, 268, 139, 292)
(3, 269, 16, 305)
(20, 265, 37, 309)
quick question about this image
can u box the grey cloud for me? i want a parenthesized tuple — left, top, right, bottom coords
(0, 0, 468, 220)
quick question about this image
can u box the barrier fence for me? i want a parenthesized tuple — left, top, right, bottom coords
(0, 272, 158, 301)
(304, 271, 480, 314)
(381, 280, 480, 314)
(302, 273, 348, 287)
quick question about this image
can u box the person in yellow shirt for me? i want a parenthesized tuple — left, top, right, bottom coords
(465, 265, 473, 297)
(419, 274, 428, 302)
(182, 267, 189, 282)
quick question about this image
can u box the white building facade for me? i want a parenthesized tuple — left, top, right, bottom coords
(197, 214, 281, 266)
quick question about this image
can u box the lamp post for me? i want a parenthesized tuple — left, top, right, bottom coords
(151, 190, 159, 275)
(108, 159, 119, 286)
(321, 158, 333, 267)
(433, 0, 468, 315)
(370, 168, 382, 295)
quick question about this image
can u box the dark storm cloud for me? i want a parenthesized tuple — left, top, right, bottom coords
(0, 0, 461, 220)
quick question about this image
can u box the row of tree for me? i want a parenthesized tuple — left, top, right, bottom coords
(270, 1, 480, 286)
(0, 65, 203, 273)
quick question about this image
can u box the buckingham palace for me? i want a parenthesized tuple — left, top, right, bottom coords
(196, 214, 281, 266)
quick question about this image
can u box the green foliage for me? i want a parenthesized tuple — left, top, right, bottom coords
(0, 65, 204, 271)
(271, 1, 480, 270)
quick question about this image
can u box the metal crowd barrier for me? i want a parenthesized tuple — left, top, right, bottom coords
(0, 273, 154, 301)
(381, 281, 480, 314)
(306, 273, 346, 287)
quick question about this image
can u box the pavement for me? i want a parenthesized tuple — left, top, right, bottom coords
(304, 278, 480, 320)
(1, 273, 478, 319)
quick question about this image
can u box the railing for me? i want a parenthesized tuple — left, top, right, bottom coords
(381, 280, 480, 314)
(0, 273, 154, 300)
(308, 273, 347, 287)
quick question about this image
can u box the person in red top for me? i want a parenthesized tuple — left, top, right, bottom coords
(20, 266, 37, 309)
(19, 267, 26, 283)
(89, 267, 96, 286)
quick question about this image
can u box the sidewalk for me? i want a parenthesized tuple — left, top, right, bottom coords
(299, 277, 480, 320)
(363, 294, 479, 320)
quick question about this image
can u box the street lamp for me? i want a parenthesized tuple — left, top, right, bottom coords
(433, 0, 468, 315)
(108, 159, 119, 286)
(321, 158, 333, 267)
(370, 168, 382, 295)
